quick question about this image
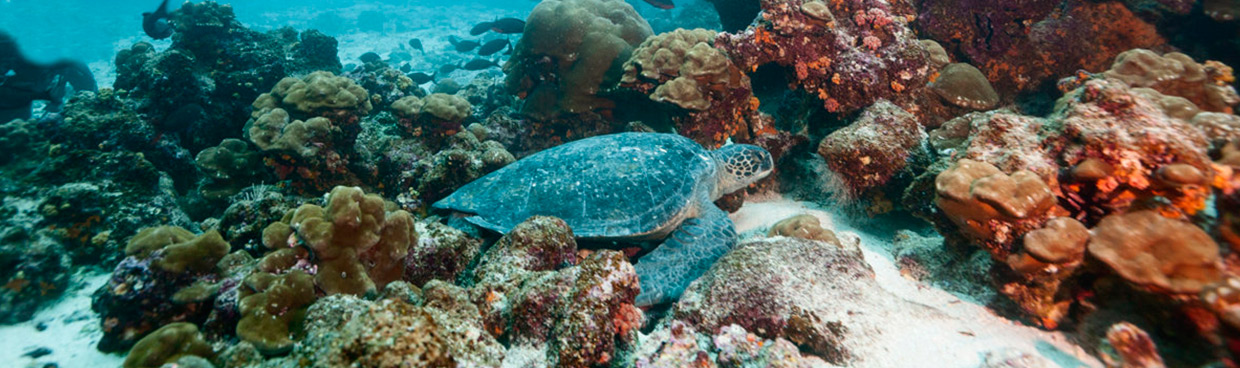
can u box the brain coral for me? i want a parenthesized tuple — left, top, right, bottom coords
(620, 28, 758, 146)
(504, 0, 653, 120)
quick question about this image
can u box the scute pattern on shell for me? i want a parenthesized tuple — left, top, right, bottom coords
(434, 133, 717, 239)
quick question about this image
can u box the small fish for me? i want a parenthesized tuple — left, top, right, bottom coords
(489, 18, 526, 34)
(142, 0, 174, 39)
(461, 58, 500, 71)
(642, 0, 675, 9)
(477, 39, 511, 56)
(344, 63, 357, 72)
(399, 63, 412, 73)
(438, 63, 461, 75)
(470, 22, 493, 36)
(408, 71, 436, 84)
(359, 52, 382, 64)
(448, 36, 480, 53)
(408, 38, 424, 53)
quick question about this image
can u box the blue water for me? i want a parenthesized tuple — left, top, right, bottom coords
(0, 0, 710, 79)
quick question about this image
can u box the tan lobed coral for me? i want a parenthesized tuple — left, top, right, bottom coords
(262, 186, 416, 296)
(254, 71, 372, 116)
(1001, 217, 1090, 328)
(122, 322, 214, 368)
(246, 108, 333, 156)
(1088, 210, 1222, 294)
(244, 71, 375, 193)
(390, 94, 473, 146)
(768, 214, 840, 244)
(620, 28, 759, 146)
(124, 226, 230, 274)
(236, 269, 316, 355)
(934, 159, 1063, 258)
(504, 0, 653, 120)
(1102, 49, 1239, 114)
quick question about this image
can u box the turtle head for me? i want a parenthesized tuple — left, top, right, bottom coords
(711, 143, 774, 197)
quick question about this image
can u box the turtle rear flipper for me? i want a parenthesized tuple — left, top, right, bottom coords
(634, 200, 736, 306)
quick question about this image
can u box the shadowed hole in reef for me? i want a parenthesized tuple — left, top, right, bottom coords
(706, 0, 763, 33)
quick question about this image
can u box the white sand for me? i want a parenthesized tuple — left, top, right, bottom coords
(0, 272, 123, 368)
(729, 197, 1101, 368)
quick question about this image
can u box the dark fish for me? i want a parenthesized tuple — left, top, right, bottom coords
(489, 18, 526, 34)
(461, 58, 500, 71)
(142, 0, 174, 39)
(359, 52, 382, 64)
(408, 38, 424, 53)
(448, 36, 480, 53)
(642, 0, 675, 9)
(408, 72, 436, 84)
(477, 39, 511, 56)
(470, 22, 493, 36)
(438, 63, 460, 75)
(0, 31, 98, 122)
(399, 63, 412, 73)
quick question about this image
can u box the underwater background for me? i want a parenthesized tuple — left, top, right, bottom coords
(2, 0, 1240, 367)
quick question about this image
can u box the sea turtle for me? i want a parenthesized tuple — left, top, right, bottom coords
(433, 132, 774, 306)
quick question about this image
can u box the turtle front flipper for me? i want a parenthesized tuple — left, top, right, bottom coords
(634, 201, 736, 306)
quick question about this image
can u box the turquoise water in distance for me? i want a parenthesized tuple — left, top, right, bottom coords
(0, 0, 540, 65)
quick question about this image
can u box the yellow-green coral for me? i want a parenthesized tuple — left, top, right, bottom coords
(264, 186, 416, 296)
(124, 226, 229, 274)
(237, 269, 316, 355)
(254, 71, 373, 115)
(420, 93, 472, 122)
(621, 28, 746, 111)
(123, 322, 214, 368)
(389, 93, 472, 122)
(246, 108, 333, 156)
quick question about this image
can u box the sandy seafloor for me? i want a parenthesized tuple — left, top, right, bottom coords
(3, 196, 1101, 368)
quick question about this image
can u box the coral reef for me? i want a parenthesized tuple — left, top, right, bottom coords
(632, 320, 829, 367)
(912, 51, 1238, 335)
(260, 186, 415, 296)
(93, 226, 229, 352)
(245, 72, 375, 193)
(674, 236, 868, 364)
(1088, 211, 1222, 294)
(122, 322, 214, 368)
(918, 0, 1166, 94)
(402, 221, 482, 287)
(236, 269, 315, 355)
(817, 100, 924, 195)
(116, 1, 342, 153)
(390, 93, 474, 147)
(504, 0, 653, 120)
(716, 0, 934, 114)
(397, 131, 514, 208)
(195, 139, 270, 200)
(620, 28, 760, 146)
